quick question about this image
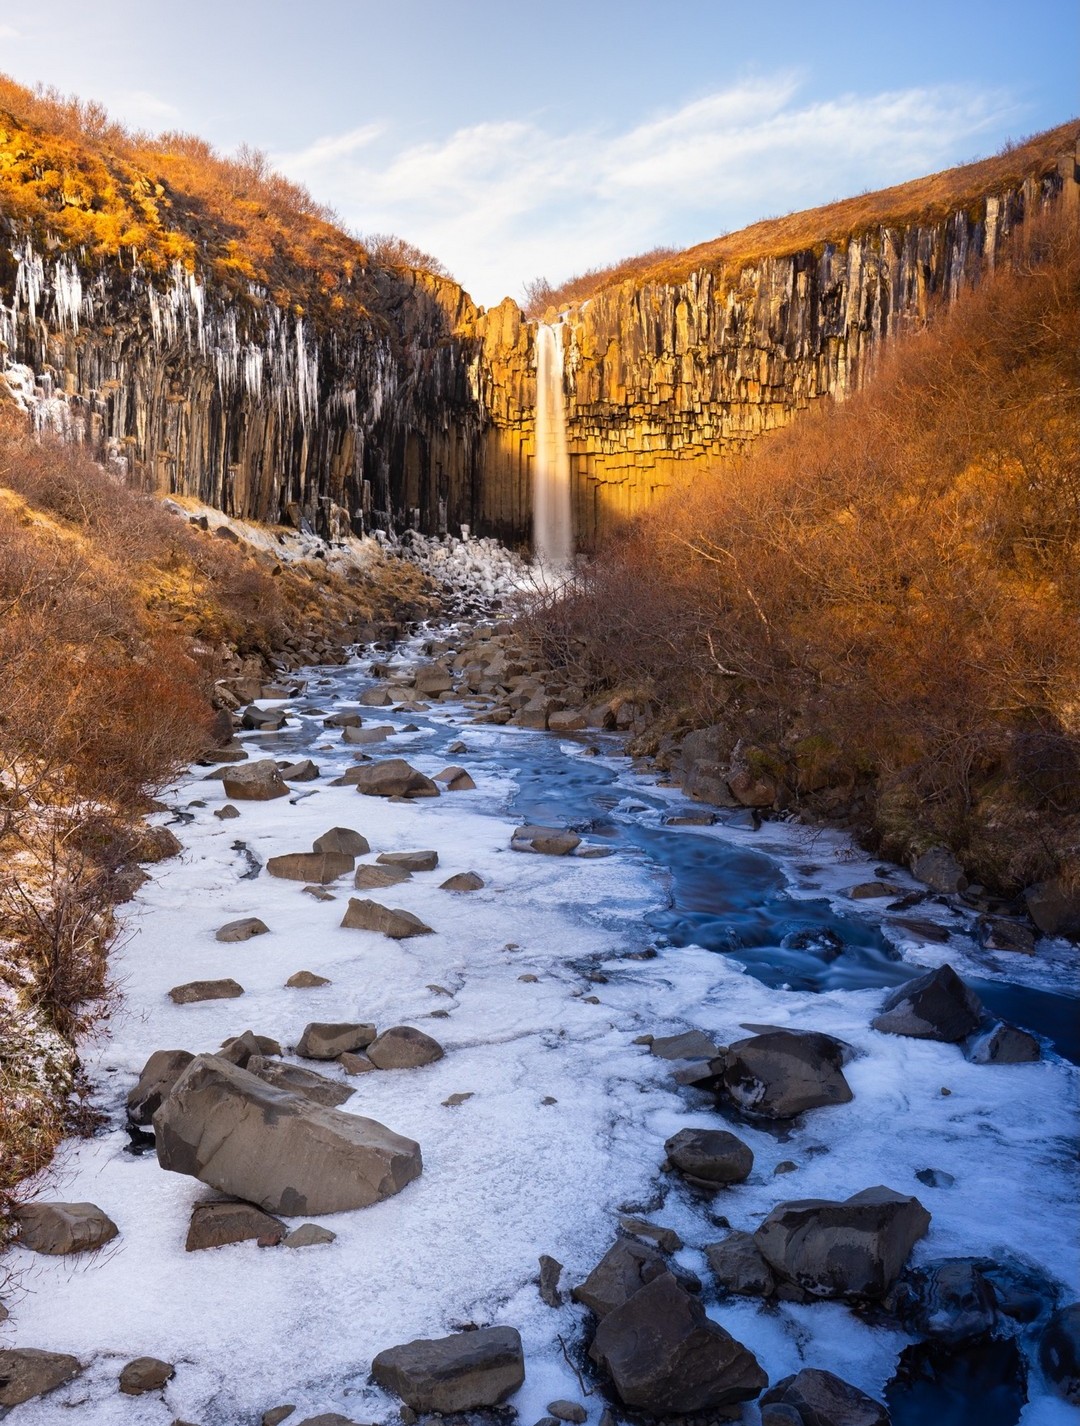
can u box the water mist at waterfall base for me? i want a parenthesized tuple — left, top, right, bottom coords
(533, 322, 573, 574)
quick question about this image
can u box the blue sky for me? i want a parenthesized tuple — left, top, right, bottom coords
(1, 0, 1076, 305)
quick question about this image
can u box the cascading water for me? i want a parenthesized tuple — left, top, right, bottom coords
(533, 321, 573, 569)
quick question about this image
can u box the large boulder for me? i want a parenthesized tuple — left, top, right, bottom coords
(351, 760, 439, 799)
(589, 1273, 766, 1414)
(434, 765, 476, 791)
(572, 1237, 670, 1319)
(246, 1056, 355, 1107)
(127, 1049, 194, 1125)
(377, 850, 439, 873)
(281, 759, 319, 782)
(153, 1054, 422, 1214)
(912, 846, 967, 894)
(1040, 1303, 1080, 1404)
(967, 1020, 1041, 1064)
(888, 1258, 998, 1343)
(296, 1022, 376, 1060)
(185, 1199, 285, 1251)
(871, 965, 983, 1042)
(705, 1232, 776, 1298)
(0, 1349, 82, 1409)
(712, 1029, 854, 1119)
(343, 725, 395, 745)
(242, 705, 287, 731)
(650, 1029, 721, 1060)
(354, 864, 412, 890)
(340, 898, 433, 939)
(1025, 878, 1080, 938)
(678, 726, 740, 807)
(222, 759, 289, 801)
(313, 828, 370, 857)
(441, 871, 484, 891)
(366, 1026, 444, 1070)
(16, 1202, 118, 1255)
(371, 1326, 524, 1412)
(754, 1186, 931, 1302)
(267, 852, 354, 883)
(664, 1128, 753, 1188)
(760, 1368, 889, 1426)
(511, 825, 581, 856)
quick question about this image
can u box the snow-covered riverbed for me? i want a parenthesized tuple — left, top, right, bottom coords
(4, 639, 1078, 1425)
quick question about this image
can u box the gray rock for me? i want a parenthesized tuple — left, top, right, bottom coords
(16, 1201, 118, 1255)
(367, 1026, 445, 1070)
(967, 1020, 1041, 1064)
(912, 847, 967, 894)
(573, 1237, 669, 1318)
(713, 1029, 854, 1119)
(359, 687, 392, 706)
(214, 804, 241, 819)
(371, 1326, 525, 1413)
(343, 724, 395, 745)
(263, 1408, 297, 1426)
(185, 1199, 286, 1250)
(679, 725, 740, 807)
(169, 978, 244, 1004)
(619, 1216, 683, 1253)
(215, 917, 270, 943)
(313, 828, 370, 857)
(222, 759, 289, 801)
(760, 1368, 888, 1426)
(354, 863, 413, 889)
(589, 1273, 766, 1414)
(351, 759, 439, 798)
(846, 881, 897, 899)
(434, 766, 476, 791)
(128, 1049, 195, 1125)
(872, 965, 983, 1042)
(246, 1057, 354, 1107)
(281, 759, 319, 782)
(339, 1052, 377, 1075)
(154, 1054, 422, 1214)
(889, 1259, 997, 1343)
(1040, 1302, 1080, 1404)
(119, 1357, 175, 1395)
(705, 1231, 776, 1297)
(242, 705, 287, 731)
(296, 1023, 377, 1060)
(0, 1348, 83, 1408)
(548, 1401, 586, 1423)
(665, 1127, 753, 1187)
(414, 664, 453, 695)
(294, 1414, 361, 1426)
(977, 916, 1036, 955)
(286, 970, 331, 988)
(283, 1223, 336, 1248)
(539, 1253, 563, 1307)
(1025, 878, 1080, 938)
(377, 849, 439, 872)
(650, 1029, 721, 1060)
(511, 824, 581, 856)
(340, 898, 433, 939)
(441, 871, 485, 891)
(303, 885, 337, 901)
(266, 852, 354, 883)
(754, 1186, 931, 1301)
(219, 1030, 279, 1065)
(324, 710, 363, 728)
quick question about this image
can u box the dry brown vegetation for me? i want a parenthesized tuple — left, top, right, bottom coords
(530, 123, 1079, 313)
(534, 213, 1080, 892)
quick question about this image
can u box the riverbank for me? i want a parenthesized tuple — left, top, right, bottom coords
(2, 625, 1076, 1423)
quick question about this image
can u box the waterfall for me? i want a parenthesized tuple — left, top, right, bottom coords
(533, 322, 573, 568)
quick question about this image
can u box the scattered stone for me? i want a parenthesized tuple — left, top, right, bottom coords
(352, 759, 440, 798)
(215, 916, 270, 943)
(343, 724, 395, 745)
(378, 849, 439, 872)
(889, 916, 950, 943)
(128, 1049, 195, 1125)
(518, 973, 538, 983)
(281, 759, 319, 782)
(754, 1186, 931, 1301)
(977, 916, 1036, 955)
(619, 1216, 683, 1253)
(0, 1348, 83, 1408)
(589, 1272, 766, 1414)
(665, 811, 716, 826)
(548, 711, 587, 733)
(324, 710, 363, 728)
(760, 1368, 888, 1426)
(340, 898, 433, 939)
(359, 687, 392, 706)
(154, 1054, 423, 1214)
(313, 828, 370, 857)
(16, 1201, 118, 1256)
(286, 970, 330, 988)
(263, 1407, 297, 1426)
(267, 852, 354, 883)
(215, 804, 242, 820)
(354, 863, 412, 889)
(846, 881, 897, 899)
(889, 1259, 998, 1343)
(539, 1254, 564, 1307)
(912, 847, 967, 894)
(705, 1231, 777, 1297)
(223, 759, 289, 801)
(967, 1020, 1041, 1064)
(339, 1051, 377, 1075)
(915, 1167, 955, 1188)
(1040, 1302, 1080, 1404)
(872, 964, 983, 1042)
(448, 740, 467, 755)
(711, 1029, 854, 1119)
(169, 978, 244, 1004)
(1025, 878, 1080, 938)
(371, 1326, 525, 1413)
(548, 1401, 586, 1423)
(367, 1026, 445, 1069)
(247, 1057, 354, 1108)
(442, 1092, 474, 1108)
(185, 1200, 286, 1251)
(119, 1357, 175, 1395)
(243, 705, 287, 731)
(219, 1030, 280, 1065)
(434, 765, 476, 791)
(650, 1029, 720, 1060)
(303, 885, 336, 902)
(511, 824, 581, 856)
(573, 1237, 670, 1318)
(413, 664, 453, 695)
(283, 1224, 336, 1248)
(665, 1128, 753, 1188)
(441, 871, 485, 891)
(296, 1023, 376, 1060)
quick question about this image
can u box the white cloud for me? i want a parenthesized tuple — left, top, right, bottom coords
(108, 88, 181, 126)
(0, 24, 19, 39)
(274, 75, 1022, 307)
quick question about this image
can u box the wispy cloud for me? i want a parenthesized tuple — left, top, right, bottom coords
(110, 88, 181, 125)
(0, 23, 20, 39)
(275, 75, 1022, 306)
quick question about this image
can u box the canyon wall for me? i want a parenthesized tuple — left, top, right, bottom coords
(1, 133, 1077, 546)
